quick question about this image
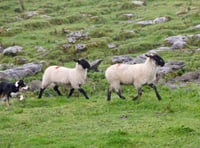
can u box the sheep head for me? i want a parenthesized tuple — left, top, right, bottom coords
(74, 59, 91, 69)
(145, 53, 165, 67)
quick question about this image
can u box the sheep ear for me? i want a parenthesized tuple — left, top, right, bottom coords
(145, 54, 151, 57)
(145, 53, 155, 58)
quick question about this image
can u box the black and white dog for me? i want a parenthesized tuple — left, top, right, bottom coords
(0, 80, 28, 107)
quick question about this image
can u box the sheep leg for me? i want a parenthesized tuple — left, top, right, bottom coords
(133, 88, 142, 101)
(117, 89, 126, 100)
(107, 87, 113, 101)
(53, 85, 62, 96)
(38, 88, 45, 98)
(78, 88, 89, 99)
(149, 84, 162, 100)
(68, 88, 75, 98)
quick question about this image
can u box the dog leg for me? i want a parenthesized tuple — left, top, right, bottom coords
(6, 98, 10, 107)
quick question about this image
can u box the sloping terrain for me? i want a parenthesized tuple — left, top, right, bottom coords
(0, 0, 200, 147)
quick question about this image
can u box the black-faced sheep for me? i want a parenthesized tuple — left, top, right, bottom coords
(105, 53, 165, 101)
(0, 80, 27, 107)
(38, 59, 90, 99)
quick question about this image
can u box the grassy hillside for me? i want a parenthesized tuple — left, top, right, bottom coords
(0, 0, 200, 147)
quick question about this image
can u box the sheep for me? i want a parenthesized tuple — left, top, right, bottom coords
(0, 80, 28, 107)
(105, 53, 165, 101)
(38, 59, 91, 99)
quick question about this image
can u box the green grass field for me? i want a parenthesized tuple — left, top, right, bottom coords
(0, 0, 200, 147)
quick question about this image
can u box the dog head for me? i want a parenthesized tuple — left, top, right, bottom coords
(15, 80, 28, 90)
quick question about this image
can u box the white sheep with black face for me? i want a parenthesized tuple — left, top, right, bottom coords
(105, 53, 165, 101)
(38, 59, 90, 99)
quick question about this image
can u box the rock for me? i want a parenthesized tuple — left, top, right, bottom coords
(137, 20, 154, 26)
(89, 59, 103, 72)
(194, 24, 200, 29)
(61, 44, 71, 50)
(176, 71, 200, 82)
(112, 53, 149, 64)
(196, 48, 200, 52)
(67, 37, 76, 43)
(40, 15, 51, 19)
(67, 30, 89, 44)
(165, 35, 188, 49)
(128, 54, 147, 64)
(108, 43, 116, 49)
(123, 30, 135, 34)
(171, 40, 187, 49)
(192, 34, 200, 40)
(29, 80, 42, 91)
(149, 47, 172, 53)
(35, 46, 46, 52)
(22, 11, 38, 19)
(75, 44, 87, 51)
(132, 1, 145, 6)
(157, 61, 185, 75)
(112, 55, 134, 63)
(3, 45, 23, 55)
(123, 14, 135, 19)
(165, 35, 188, 44)
(153, 17, 169, 24)
(137, 17, 169, 26)
(0, 63, 42, 80)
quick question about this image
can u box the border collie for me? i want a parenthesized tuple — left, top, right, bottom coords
(0, 80, 28, 107)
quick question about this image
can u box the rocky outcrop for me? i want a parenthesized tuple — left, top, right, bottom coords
(22, 11, 38, 19)
(164, 34, 200, 50)
(29, 80, 42, 91)
(137, 17, 170, 26)
(132, 1, 146, 6)
(66, 30, 89, 44)
(35, 46, 47, 52)
(0, 63, 42, 80)
(175, 70, 200, 83)
(165, 35, 188, 49)
(89, 59, 103, 72)
(75, 44, 87, 51)
(194, 24, 200, 29)
(3, 45, 23, 55)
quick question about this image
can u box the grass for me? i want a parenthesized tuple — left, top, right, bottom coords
(0, 0, 200, 147)
(0, 85, 200, 147)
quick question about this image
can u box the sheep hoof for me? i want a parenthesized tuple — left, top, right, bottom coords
(120, 96, 126, 100)
(158, 97, 162, 101)
(107, 98, 111, 101)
